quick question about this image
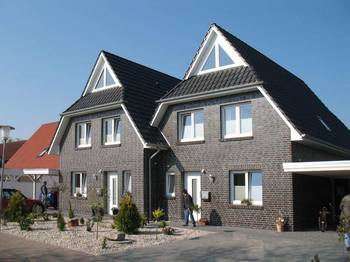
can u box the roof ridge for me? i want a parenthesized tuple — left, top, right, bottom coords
(102, 50, 180, 82)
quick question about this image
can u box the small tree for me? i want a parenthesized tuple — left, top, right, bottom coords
(57, 212, 66, 231)
(68, 201, 74, 219)
(113, 193, 141, 234)
(4, 192, 26, 222)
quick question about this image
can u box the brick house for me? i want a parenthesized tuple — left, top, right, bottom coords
(49, 24, 350, 230)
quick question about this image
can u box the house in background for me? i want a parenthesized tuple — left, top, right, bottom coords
(0, 140, 26, 167)
(49, 23, 350, 230)
(6, 122, 59, 199)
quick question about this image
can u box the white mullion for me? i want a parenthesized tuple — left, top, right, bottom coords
(245, 172, 249, 199)
(236, 106, 240, 136)
(111, 118, 115, 143)
(215, 42, 219, 68)
(82, 124, 86, 145)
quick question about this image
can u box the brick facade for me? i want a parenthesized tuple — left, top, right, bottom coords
(158, 91, 296, 230)
(59, 108, 146, 216)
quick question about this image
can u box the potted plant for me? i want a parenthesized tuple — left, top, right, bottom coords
(152, 207, 165, 223)
(241, 199, 252, 206)
(275, 211, 286, 232)
(192, 204, 202, 222)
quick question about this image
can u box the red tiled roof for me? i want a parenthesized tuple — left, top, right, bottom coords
(6, 122, 59, 169)
(0, 140, 26, 163)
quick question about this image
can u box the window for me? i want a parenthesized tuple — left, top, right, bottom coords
(76, 122, 91, 148)
(222, 103, 252, 138)
(166, 172, 175, 197)
(179, 110, 204, 142)
(71, 172, 87, 197)
(122, 171, 131, 194)
(200, 42, 235, 73)
(103, 118, 121, 145)
(94, 66, 117, 90)
(317, 116, 331, 131)
(230, 171, 263, 205)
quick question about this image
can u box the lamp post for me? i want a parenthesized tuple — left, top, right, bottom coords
(0, 125, 15, 227)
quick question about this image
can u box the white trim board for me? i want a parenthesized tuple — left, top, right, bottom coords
(283, 160, 350, 173)
(23, 169, 59, 175)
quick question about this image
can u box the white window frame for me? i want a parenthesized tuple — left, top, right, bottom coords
(199, 41, 236, 75)
(178, 110, 204, 142)
(76, 122, 92, 148)
(221, 102, 252, 139)
(166, 172, 176, 198)
(102, 117, 121, 145)
(230, 171, 263, 206)
(122, 171, 131, 194)
(72, 172, 87, 197)
(92, 65, 118, 92)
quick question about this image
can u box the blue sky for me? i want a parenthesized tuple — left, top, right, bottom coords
(0, 0, 349, 139)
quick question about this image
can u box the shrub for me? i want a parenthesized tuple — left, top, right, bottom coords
(42, 212, 50, 221)
(57, 212, 66, 231)
(140, 213, 148, 228)
(4, 192, 26, 222)
(68, 201, 74, 219)
(18, 214, 34, 231)
(102, 237, 107, 249)
(158, 220, 167, 228)
(162, 226, 175, 235)
(80, 217, 85, 225)
(86, 219, 94, 232)
(152, 207, 165, 222)
(113, 193, 141, 234)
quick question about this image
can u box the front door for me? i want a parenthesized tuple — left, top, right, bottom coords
(107, 172, 118, 215)
(185, 172, 201, 221)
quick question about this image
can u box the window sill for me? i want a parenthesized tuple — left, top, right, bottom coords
(75, 146, 92, 151)
(229, 204, 263, 210)
(220, 136, 253, 142)
(101, 143, 121, 148)
(176, 140, 205, 146)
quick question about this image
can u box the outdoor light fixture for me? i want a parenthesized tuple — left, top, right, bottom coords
(0, 125, 15, 229)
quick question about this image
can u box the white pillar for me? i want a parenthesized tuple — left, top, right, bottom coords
(32, 176, 36, 199)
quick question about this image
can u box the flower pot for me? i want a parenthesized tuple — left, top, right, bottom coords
(276, 223, 284, 232)
(198, 218, 209, 226)
(345, 233, 350, 248)
(68, 218, 79, 227)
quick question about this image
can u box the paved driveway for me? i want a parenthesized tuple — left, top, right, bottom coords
(0, 226, 346, 261)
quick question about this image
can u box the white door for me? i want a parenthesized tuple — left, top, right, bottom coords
(185, 172, 201, 221)
(107, 172, 118, 215)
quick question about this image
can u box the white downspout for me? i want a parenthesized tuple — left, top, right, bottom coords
(148, 149, 161, 220)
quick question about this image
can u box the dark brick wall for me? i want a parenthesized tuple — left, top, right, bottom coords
(158, 91, 295, 230)
(59, 108, 145, 216)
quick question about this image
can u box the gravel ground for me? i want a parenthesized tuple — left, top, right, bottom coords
(1, 219, 210, 256)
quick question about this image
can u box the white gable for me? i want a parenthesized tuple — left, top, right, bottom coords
(185, 26, 247, 79)
(83, 52, 122, 96)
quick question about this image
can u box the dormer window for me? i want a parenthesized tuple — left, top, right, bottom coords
(93, 66, 117, 91)
(199, 42, 235, 74)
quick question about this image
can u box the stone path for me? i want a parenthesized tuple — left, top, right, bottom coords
(0, 226, 347, 261)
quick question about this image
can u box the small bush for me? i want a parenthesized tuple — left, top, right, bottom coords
(102, 237, 107, 249)
(68, 201, 74, 219)
(18, 214, 34, 231)
(152, 207, 165, 222)
(86, 219, 94, 232)
(80, 217, 85, 225)
(113, 193, 141, 234)
(140, 213, 148, 228)
(162, 226, 175, 235)
(42, 213, 50, 221)
(158, 220, 167, 228)
(4, 192, 26, 222)
(57, 212, 66, 231)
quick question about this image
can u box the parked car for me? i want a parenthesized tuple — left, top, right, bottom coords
(2, 188, 44, 213)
